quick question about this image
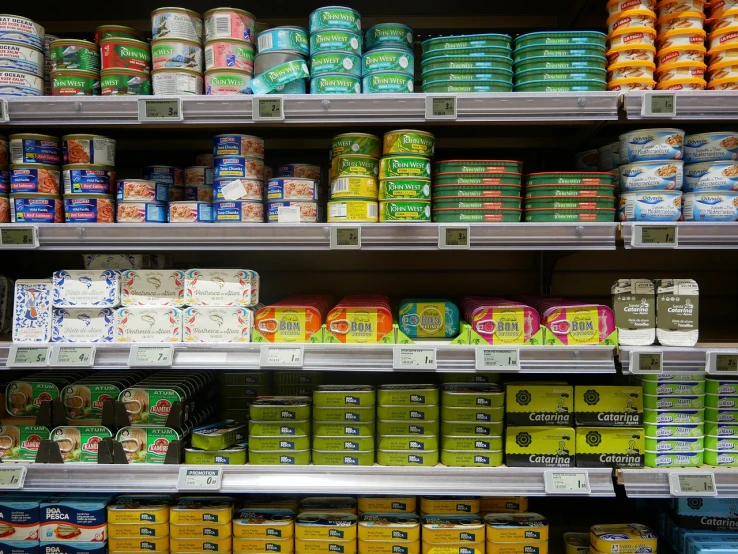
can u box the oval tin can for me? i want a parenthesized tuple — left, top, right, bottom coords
(100, 69, 152, 95)
(331, 133, 381, 158)
(213, 178, 263, 201)
(0, 15, 45, 50)
(379, 156, 432, 180)
(100, 38, 151, 73)
(310, 73, 361, 93)
(0, 70, 43, 95)
(63, 134, 116, 166)
(151, 39, 203, 71)
(64, 195, 115, 223)
(257, 26, 310, 56)
(169, 201, 212, 223)
(152, 67, 203, 95)
(363, 71, 414, 93)
(310, 30, 362, 55)
(212, 200, 264, 222)
(10, 193, 62, 223)
(206, 68, 252, 95)
(0, 42, 43, 76)
(362, 48, 414, 75)
(310, 52, 361, 77)
(10, 163, 60, 195)
(309, 6, 362, 33)
(151, 8, 203, 42)
(213, 134, 265, 159)
(51, 69, 100, 96)
(117, 180, 169, 203)
(63, 164, 115, 195)
(204, 39, 255, 72)
(384, 130, 435, 157)
(9, 133, 60, 165)
(116, 201, 168, 223)
(267, 178, 319, 201)
(204, 8, 255, 43)
(365, 23, 413, 51)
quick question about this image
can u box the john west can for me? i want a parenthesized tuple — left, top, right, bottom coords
(49, 39, 100, 71)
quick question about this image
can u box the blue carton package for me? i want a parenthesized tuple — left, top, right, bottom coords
(687, 536, 738, 554)
(0, 498, 40, 540)
(39, 543, 105, 554)
(688, 544, 738, 554)
(674, 498, 738, 531)
(40, 500, 107, 542)
(0, 541, 39, 554)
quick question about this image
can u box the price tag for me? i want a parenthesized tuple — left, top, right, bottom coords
(669, 473, 717, 496)
(137, 98, 183, 122)
(629, 351, 663, 375)
(0, 467, 26, 490)
(0, 99, 8, 123)
(425, 95, 457, 120)
(641, 92, 676, 117)
(253, 97, 285, 121)
(177, 467, 222, 491)
(475, 348, 520, 371)
(393, 347, 437, 370)
(544, 470, 591, 495)
(260, 346, 304, 368)
(51, 345, 95, 367)
(707, 352, 738, 375)
(0, 227, 39, 248)
(439, 226, 470, 249)
(220, 179, 248, 201)
(277, 206, 301, 223)
(330, 227, 361, 249)
(128, 345, 174, 367)
(631, 225, 678, 248)
(6, 345, 50, 368)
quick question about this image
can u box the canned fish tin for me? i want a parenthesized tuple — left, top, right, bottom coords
(117, 180, 168, 202)
(331, 176, 378, 199)
(620, 160, 684, 191)
(51, 69, 100, 95)
(380, 200, 431, 222)
(10, 164, 60, 194)
(279, 164, 322, 182)
(0, 42, 43, 76)
(365, 23, 413, 52)
(10, 133, 60, 165)
(311, 73, 361, 93)
(384, 130, 435, 157)
(313, 407, 375, 423)
(213, 200, 264, 222)
(380, 156, 432, 180)
(64, 195, 115, 223)
(214, 134, 265, 159)
(100, 69, 152, 95)
(49, 39, 100, 71)
(268, 178, 319, 201)
(152, 67, 203, 94)
(617, 191, 683, 221)
(310, 52, 361, 77)
(684, 161, 738, 191)
(267, 201, 319, 223)
(63, 134, 115, 166)
(683, 191, 738, 221)
(328, 199, 379, 222)
(251, 59, 310, 94)
(313, 385, 376, 408)
(169, 201, 212, 223)
(619, 128, 685, 162)
(204, 8, 256, 43)
(10, 194, 62, 223)
(95, 25, 144, 44)
(184, 186, 212, 202)
(204, 39, 255, 72)
(362, 48, 414, 75)
(332, 155, 379, 178)
(685, 132, 738, 163)
(0, 70, 42, 95)
(310, 6, 362, 33)
(151, 8, 203, 42)
(214, 156, 264, 179)
(249, 449, 311, 465)
(332, 133, 381, 158)
(379, 179, 431, 200)
(196, 153, 214, 166)
(296, 512, 358, 540)
(257, 27, 310, 56)
(63, 165, 115, 195)
(206, 68, 252, 94)
(144, 165, 182, 186)
(377, 449, 439, 466)
(184, 166, 213, 187)
(151, 39, 202, 71)
(116, 201, 168, 223)
(0, 15, 45, 50)
(213, 178, 262, 201)
(310, 30, 362, 55)
(99, 38, 150, 73)
(363, 72, 414, 93)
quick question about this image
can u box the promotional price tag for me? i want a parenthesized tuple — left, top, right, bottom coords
(0, 99, 8, 123)
(277, 206, 301, 223)
(475, 348, 520, 371)
(138, 98, 183, 122)
(631, 225, 678, 248)
(260, 346, 304, 368)
(330, 227, 361, 249)
(0, 467, 26, 490)
(7, 345, 50, 368)
(669, 473, 717, 496)
(425, 95, 457, 120)
(641, 92, 676, 117)
(706, 352, 738, 375)
(393, 347, 437, 370)
(177, 468, 222, 491)
(629, 351, 663, 375)
(439, 226, 470, 249)
(544, 470, 591, 495)
(253, 97, 285, 121)
(0, 227, 39, 248)
(51, 345, 95, 367)
(128, 345, 174, 367)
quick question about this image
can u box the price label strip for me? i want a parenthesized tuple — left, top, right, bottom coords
(260, 346, 304, 368)
(6, 345, 50, 368)
(393, 347, 437, 370)
(544, 470, 591, 495)
(0, 98, 8, 123)
(439, 226, 470, 249)
(128, 345, 174, 367)
(629, 351, 663, 375)
(177, 468, 222, 491)
(475, 348, 521, 371)
(641, 92, 676, 117)
(330, 227, 361, 249)
(138, 98, 183, 122)
(706, 352, 738, 375)
(669, 473, 717, 497)
(425, 95, 457, 120)
(253, 97, 285, 121)
(0, 227, 39, 248)
(631, 224, 678, 248)
(0, 467, 26, 490)
(51, 345, 95, 367)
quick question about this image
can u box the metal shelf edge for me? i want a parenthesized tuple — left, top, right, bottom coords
(622, 222, 738, 250)
(618, 468, 738, 498)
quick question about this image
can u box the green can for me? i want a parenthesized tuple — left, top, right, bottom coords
(380, 156, 431, 180)
(513, 31, 607, 50)
(441, 405, 504, 423)
(380, 200, 431, 222)
(310, 74, 361, 93)
(248, 449, 311, 465)
(248, 435, 311, 450)
(251, 60, 310, 94)
(643, 409, 705, 424)
(362, 72, 414, 93)
(422, 81, 513, 93)
(441, 421, 504, 436)
(377, 405, 440, 421)
(309, 30, 362, 55)
(313, 421, 376, 437)
(313, 385, 376, 407)
(706, 436, 738, 450)
(644, 436, 704, 452)
(50, 39, 101, 71)
(310, 6, 361, 33)
(514, 56, 607, 73)
(513, 44, 606, 64)
(441, 450, 503, 467)
(51, 70, 101, 96)
(421, 55, 513, 73)
(377, 449, 439, 466)
(421, 67, 514, 85)
(707, 407, 738, 422)
(312, 406, 376, 423)
(514, 80, 606, 92)
(379, 179, 431, 200)
(384, 130, 435, 157)
(527, 172, 614, 185)
(643, 423, 704, 438)
(433, 184, 522, 198)
(331, 133, 381, 158)
(707, 394, 738, 409)
(441, 436, 503, 451)
(707, 380, 738, 395)
(248, 420, 311, 436)
(0, 425, 49, 462)
(705, 421, 737, 436)
(441, 385, 505, 408)
(435, 198, 522, 210)
(524, 197, 615, 210)
(365, 24, 414, 51)
(100, 69, 152, 95)
(434, 160, 522, 174)
(310, 52, 361, 77)
(525, 184, 615, 198)
(184, 444, 247, 465)
(312, 436, 375, 451)
(249, 397, 312, 421)
(704, 449, 738, 466)
(362, 48, 414, 75)
(377, 435, 439, 451)
(433, 208, 522, 223)
(422, 34, 512, 55)
(331, 155, 379, 179)
(524, 208, 615, 223)
(377, 420, 439, 436)
(515, 67, 606, 85)
(191, 421, 247, 450)
(641, 381, 706, 396)
(434, 173, 522, 186)
(378, 384, 439, 405)
(312, 450, 375, 466)
(644, 395, 704, 410)
(644, 450, 703, 468)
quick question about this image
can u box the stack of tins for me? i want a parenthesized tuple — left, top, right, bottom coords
(327, 133, 381, 223)
(254, 26, 310, 94)
(212, 134, 266, 222)
(97, 25, 151, 96)
(49, 35, 101, 96)
(8, 133, 63, 222)
(605, 0, 658, 91)
(362, 23, 415, 94)
(0, 14, 45, 96)
(268, 162, 322, 223)
(706, 0, 738, 90)
(0, 137, 6, 221)
(654, 0, 707, 90)
(308, 6, 362, 94)
(150, 7, 204, 95)
(203, 8, 256, 95)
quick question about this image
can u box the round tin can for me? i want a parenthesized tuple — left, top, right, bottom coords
(0, 15, 45, 51)
(204, 8, 255, 43)
(213, 178, 263, 201)
(63, 164, 115, 195)
(204, 39, 255, 72)
(100, 38, 151, 73)
(0, 196, 8, 223)
(169, 201, 212, 223)
(205, 68, 252, 94)
(684, 161, 738, 191)
(50, 69, 100, 96)
(328, 199, 379, 222)
(267, 201, 319, 222)
(168, 185, 184, 201)
(49, 39, 100, 71)
(212, 200, 264, 222)
(117, 179, 169, 203)
(100, 69, 152, 95)
(254, 51, 305, 74)
(332, 155, 379, 178)
(64, 195, 115, 223)
(683, 191, 738, 221)
(0, 171, 8, 195)
(384, 130, 435, 157)
(214, 156, 264, 180)
(365, 23, 414, 52)
(331, 133, 381, 158)
(310, 30, 362, 55)
(251, 59, 310, 94)
(152, 68, 203, 95)
(257, 27, 309, 56)
(310, 73, 361, 93)
(331, 176, 378, 199)
(380, 200, 431, 222)
(116, 201, 168, 223)
(10, 163, 60, 195)
(309, 6, 362, 34)
(379, 179, 431, 200)
(10, 193, 62, 223)
(62, 134, 116, 166)
(362, 48, 414, 76)
(379, 156, 432, 180)
(196, 153, 214, 166)
(151, 7, 203, 43)
(267, 178, 319, 201)
(151, 39, 203, 71)
(143, 166, 183, 186)
(310, 52, 361, 77)
(184, 166, 213, 186)
(213, 134, 265, 159)
(9, 133, 60, 165)
(278, 164, 322, 180)
(184, 185, 213, 202)
(0, 70, 42, 95)
(618, 190, 683, 221)
(0, 43, 44, 77)
(95, 25, 143, 44)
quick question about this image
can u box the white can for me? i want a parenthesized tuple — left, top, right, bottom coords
(151, 7, 203, 43)
(152, 68, 203, 95)
(0, 69, 42, 95)
(0, 42, 44, 77)
(0, 15, 45, 50)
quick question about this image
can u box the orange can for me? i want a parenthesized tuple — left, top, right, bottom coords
(326, 295, 394, 343)
(254, 294, 333, 342)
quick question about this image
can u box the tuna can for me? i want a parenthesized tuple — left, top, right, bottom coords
(365, 23, 414, 51)
(362, 48, 414, 76)
(100, 69, 152, 95)
(331, 176, 378, 199)
(214, 156, 264, 180)
(331, 133, 380, 158)
(0, 196, 8, 222)
(10, 193, 62, 223)
(116, 201, 168, 223)
(278, 163, 322, 181)
(257, 27, 309, 56)
(95, 25, 143, 44)
(49, 39, 99, 71)
(684, 161, 738, 191)
(251, 59, 310, 94)
(310, 73, 361, 93)
(379, 179, 431, 200)
(152, 67, 203, 95)
(99, 38, 150, 73)
(267, 178, 319, 201)
(380, 200, 431, 222)
(169, 201, 212, 223)
(117, 179, 169, 203)
(143, 165, 183, 186)
(205, 68, 252, 94)
(683, 191, 738, 221)
(168, 186, 185, 200)
(184, 166, 213, 186)
(309, 7, 362, 33)
(64, 195, 115, 223)
(328, 199, 379, 222)
(310, 30, 362, 55)
(685, 132, 738, 163)
(618, 190, 683, 221)
(380, 156, 432, 180)
(184, 185, 213, 202)
(0, 15, 45, 51)
(377, 449, 439, 466)
(0, 42, 43, 76)
(363, 71, 414, 92)
(332, 155, 379, 179)
(313, 436, 375, 451)
(151, 7, 203, 42)
(254, 51, 305, 75)
(384, 130, 434, 157)
(62, 134, 115, 167)
(10, 163, 60, 195)
(204, 39, 255, 72)
(212, 200, 264, 222)
(63, 165, 115, 195)
(204, 8, 255, 43)
(213, 134, 265, 159)
(620, 160, 684, 191)
(310, 52, 361, 77)
(9, 133, 60, 165)
(0, 69, 42, 95)
(50, 69, 100, 96)
(267, 201, 319, 223)
(151, 39, 203, 71)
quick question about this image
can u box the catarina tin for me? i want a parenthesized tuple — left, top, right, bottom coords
(100, 69, 151, 95)
(100, 38, 151, 73)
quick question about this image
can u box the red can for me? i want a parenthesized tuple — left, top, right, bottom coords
(100, 38, 151, 73)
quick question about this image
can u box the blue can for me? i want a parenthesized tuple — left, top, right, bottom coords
(64, 196, 115, 223)
(267, 201, 319, 222)
(10, 164, 60, 194)
(214, 156, 264, 179)
(212, 134, 265, 158)
(142, 165, 182, 186)
(0, 168, 9, 194)
(116, 180, 169, 203)
(0, 43, 44, 76)
(63, 165, 114, 195)
(169, 201, 212, 222)
(213, 178, 263, 201)
(9, 134, 61, 165)
(213, 200, 264, 222)
(267, 178, 319, 201)
(10, 194, 62, 223)
(184, 186, 213, 202)
(116, 201, 168, 223)
(257, 27, 309, 56)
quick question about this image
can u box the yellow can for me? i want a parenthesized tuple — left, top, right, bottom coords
(486, 542, 549, 554)
(358, 496, 417, 515)
(170, 536, 234, 552)
(358, 514, 420, 542)
(419, 497, 480, 516)
(170, 521, 232, 539)
(300, 497, 358, 514)
(233, 509, 295, 539)
(563, 533, 590, 554)
(327, 199, 379, 222)
(233, 536, 294, 553)
(480, 498, 527, 514)
(331, 176, 378, 199)
(484, 514, 549, 543)
(420, 516, 485, 544)
(296, 512, 358, 541)
(359, 539, 420, 554)
(295, 537, 358, 554)
(109, 536, 170, 552)
(421, 542, 484, 554)
(590, 524, 657, 554)
(107, 495, 172, 524)
(170, 497, 234, 525)
(108, 521, 170, 538)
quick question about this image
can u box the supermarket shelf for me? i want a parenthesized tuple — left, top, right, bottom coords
(19, 464, 616, 496)
(0, 223, 619, 251)
(618, 468, 738, 498)
(619, 345, 738, 375)
(624, 91, 738, 120)
(2, 93, 620, 126)
(622, 222, 738, 250)
(0, 343, 617, 374)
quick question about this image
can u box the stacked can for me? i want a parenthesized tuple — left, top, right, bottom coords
(362, 23, 414, 94)
(312, 385, 376, 466)
(211, 134, 265, 222)
(514, 31, 607, 92)
(605, 0, 658, 91)
(654, 0, 707, 90)
(220, 371, 272, 422)
(203, 8, 255, 95)
(117, 165, 180, 223)
(97, 25, 152, 96)
(151, 7, 204, 95)
(249, 396, 312, 465)
(379, 130, 434, 222)
(43, 34, 57, 95)
(377, 385, 439, 467)
(525, 172, 617, 222)
(706, 2, 738, 90)
(307, 6, 362, 94)
(440, 384, 505, 467)
(705, 378, 738, 466)
(358, 513, 420, 554)
(253, 26, 310, 94)
(233, 508, 295, 554)
(8, 133, 63, 222)
(49, 37, 101, 96)
(328, 132, 380, 223)
(421, 34, 513, 93)
(0, 136, 7, 222)
(641, 373, 705, 468)
(433, 160, 523, 223)
(0, 15, 45, 96)
(269, 163, 322, 222)
(61, 134, 117, 223)
(617, 128, 685, 222)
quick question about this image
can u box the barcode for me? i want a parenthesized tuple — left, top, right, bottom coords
(204, 46, 214, 70)
(330, 203, 347, 218)
(215, 15, 231, 37)
(10, 142, 22, 163)
(258, 34, 273, 52)
(367, 203, 378, 218)
(332, 178, 349, 193)
(625, 201, 634, 221)
(433, 111, 446, 116)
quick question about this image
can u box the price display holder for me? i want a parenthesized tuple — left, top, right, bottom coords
(475, 348, 520, 371)
(51, 345, 95, 367)
(425, 96, 457, 120)
(439, 226, 470, 249)
(641, 92, 676, 117)
(330, 227, 361, 249)
(177, 467, 222, 491)
(6, 345, 50, 368)
(128, 345, 174, 368)
(253, 96, 285, 121)
(0, 99, 8, 123)
(669, 473, 717, 496)
(706, 352, 738, 375)
(0, 467, 26, 490)
(629, 351, 663, 375)
(631, 224, 678, 248)
(0, 227, 39, 248)
(544, 470, 591, 495)
(260, 345, 304, 368)
(138, 98, 183, 122)
(393, 347, 437, 370)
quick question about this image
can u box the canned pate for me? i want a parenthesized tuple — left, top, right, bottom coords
(184, 186, 213, 202)
(204, 8, 255, 43)
(95, 25, 143, 44)
(656, 45, 706, 66)
(100, 69, 152, 95)
(707, 43, 738, 65)
(205, 39, 255, 72)
(10, 194, 62, 223)
(10, 163, 60, 194)
(0, 69, 42, 95)
(310, 52, 361, 77)
(311, 73, 361, 93)
(607, 10, 657, 35)
(214, 135, 265, 159)
(309, 7, 362, 33)
(278, 164, 321, 180)
(708, 76, 738, 89)
(63, 165, 115, 195)
(64, 195, 116, 223)
(117, 180, 169, 202)
(267, 201, 319, 222)
(100, 38, 151, 73)
(49, 39, 100, 71)
(214, 156, 264, 179)
(151, 39, 203, 71)
(206, 68, 252, 94)
(708, 27, 738, 50)
(609, 28, 657, 48)
(213, 178, 262, 201)
(10, 133, 61, 165)
(143, 165, 183, 186)
(151, 8, 203, 42)
(0, 197, 8, 223)
(51, 69, 100, 96)
(658, 29, 707, 50)
(257, 27, 310, 56)
(169, 201, 212, 223)
(117, 201, 168, 223)
(212, 200, 264, 222)
(0, 15, 45, 50)
(267, 178, 319, 201)
(0, 42, 43, 76)
(152, 67, 203, 95)
(365, 23, 414, 51)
